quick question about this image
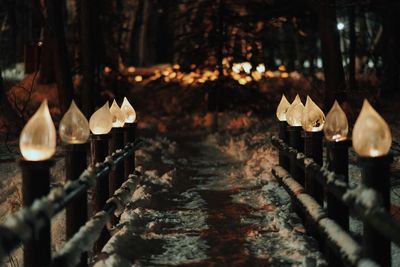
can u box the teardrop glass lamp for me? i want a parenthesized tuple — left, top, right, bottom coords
(121, 97, 136, 123)
(286, 94, 304, 127)
(19, 99, 56, 161)
(301, 96, 325, 132)
(352, 99, 392, 157)
(89, 102, 113, 135)
(324, 100, 348, 141)
(109, 100, 125, 127)
(276, 94, 290, 121)
(59, 100, 90, 144)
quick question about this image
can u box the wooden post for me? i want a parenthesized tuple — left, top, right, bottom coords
(19, 159, 54, 267)
(326, 139, 350, 267)
(109, 128, 125, 224)
(278, 121, 289, 170)
(65, 144, 88, 267)
(358, 155, 392, 267)
(109, 128, 125, 193)
(304, 131, 323, 204)
(288, 126, 304, 185)
(90, 134, 110, 253)
(124, 123, 137, 179)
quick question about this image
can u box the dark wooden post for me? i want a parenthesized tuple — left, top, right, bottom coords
(109, 128, 125, 193)
(358, 155, 392, 267)
(124, 123, 137, 179)
(109, 128, 125, 224)
(326, 140, 350, 229)
(65, 144, 88, 267)
(326, 139, 350, 267)
(304, 131, 323, 204)
(288, 126, 304, 185)
(278, 121, 289, 169)
(19, 159, 54, 267)
(90, 134, 110, 253)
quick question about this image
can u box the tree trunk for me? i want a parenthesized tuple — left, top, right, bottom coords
(348, 5, 356, 91)
(311, 0, 346, 108)
(380, 1, 400, 98)
(80, 0, 95, 117)
(137, 0, 150, 66)
(45, 0, 73, 114)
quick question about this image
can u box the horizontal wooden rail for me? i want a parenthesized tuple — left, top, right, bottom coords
(271, 136, 400, 248)
(0, 139, 142, 260)
(51, 172, 140, 267)
(272, 166, 380, 267)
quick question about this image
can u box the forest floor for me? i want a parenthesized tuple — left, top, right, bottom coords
(93, 127, 326, 266)
(1, 68, 400, 265)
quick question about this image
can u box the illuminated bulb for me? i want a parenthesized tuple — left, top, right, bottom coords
(276, 95, 291, 121)
(242, 62, 252, 74)
(134, 75, 143, 82)
(121, 97, 136, 123)
(352, 100, 392, 157)
(302, 96, 325, 132)
(89, 102, 113, 134)
(19, 100, 56, 161)
(232, 63, 241, 74)
(256, 63, 266, 73)
(59, 100, 90, 144)
(286, 95, 304, 127)
(109, 100, 125, 127)
(324, 101, 348, 141)
(127, 66, 136, 73)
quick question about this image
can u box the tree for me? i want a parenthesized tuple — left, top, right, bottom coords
(310, 0, 346, 108)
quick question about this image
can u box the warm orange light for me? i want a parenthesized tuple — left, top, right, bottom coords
(352, 99, 392, 157)
(59, 100, 90, 144)
(121, 97, 136, 123)
(127, 66, 136, 73)
(281, 72, 289, 78)
(276, 94, 290, 121)
(19, 100, 56, 161)
(104, 66, 112, 73)
(286, 95, 304, 127)
(324, 101, 348, 141)
(109, 100, 125, 127)
(134, 75, 143, 82)
(278, 65, 286, 72)
(302, 96, 325, 132)
(89, 102, 113, 135)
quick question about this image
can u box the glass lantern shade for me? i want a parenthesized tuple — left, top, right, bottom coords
(89, 102, 113, 135)
(59, 100, 90, 144)
(19, 99, 56, 161)
(301, 96, 325, 132)
(121, 97, 136, 123)
(324, 101, 348, 141)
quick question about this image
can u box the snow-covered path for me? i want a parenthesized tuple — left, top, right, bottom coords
(94, 135, 326, 266)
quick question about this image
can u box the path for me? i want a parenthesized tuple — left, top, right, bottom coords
(94, 135, 325, 266)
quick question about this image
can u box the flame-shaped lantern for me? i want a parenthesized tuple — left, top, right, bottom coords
(301, 96, 325, 132)
(121, 97, 136, 123)
(276, 94, 290, 121)
(59, 100, 90, 144)
(324, 101, 348, 141)
(19, 100, 56, 161)
(109, 100, 125, 127)
(89, 102, 113, 135)
(352, 99, 392, 157)
(286, 95, 304, 127)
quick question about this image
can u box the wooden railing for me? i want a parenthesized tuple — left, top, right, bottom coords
(0, 124, 141, 267)
(271, 124, 400, 267)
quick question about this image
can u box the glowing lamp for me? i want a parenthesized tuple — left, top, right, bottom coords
(19, 99, 56, 161)
(301, 96, 325, 132)
(276, 94, 290, 121)
(324, 101, 348, 141)
(89, 102, 113, 134)
(352, 99, 392, 157)
(59, 100, 90, 144)
(109, 100, 125, 127)
(286, 95, 304, 127)
(121, 97, 136, 123)
(256, 64, 266, 73)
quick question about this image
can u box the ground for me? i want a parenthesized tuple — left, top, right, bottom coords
(94, 130, 326, 266)
(1, 68, 400, 266)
